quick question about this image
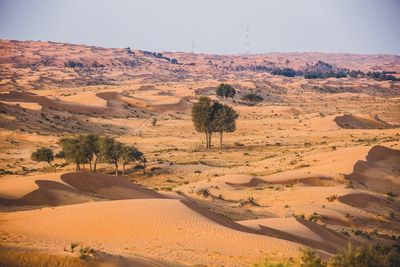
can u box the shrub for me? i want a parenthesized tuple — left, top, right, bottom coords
(216, 83, 236, 98)
(301, 248, 325, 267)
(242, 93, 263, 103)
(300, 243, 400, 267)
(326, 195, 338, 202)
(196, 188, 210, 198)
(151, 117, 157, 126)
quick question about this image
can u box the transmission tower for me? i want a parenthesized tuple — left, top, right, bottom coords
(245, 26, 250, 54)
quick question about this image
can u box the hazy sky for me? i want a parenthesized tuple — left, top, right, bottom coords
(1, 0, 399, 55)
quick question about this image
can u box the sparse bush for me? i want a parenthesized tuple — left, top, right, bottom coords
(151, 117, 157, 126)
(326, 195, 338, 202)
(308, 212, 323, 222)
(300, 248, 325, 267)
(196, 188, 210, 198)
(242, 93, 264, 103)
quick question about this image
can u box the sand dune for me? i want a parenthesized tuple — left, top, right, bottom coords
(0, 172, 164, 207)
(57, 92, 108, 108)
(61, 172, 164, 200)
(0, 91, 109, 115)
(0, 248, 174, 267)
(0, 101, 42, 110)
(0, 199, 301, 266)
(338, 192, 400, 215)
(238, 218, 350, 254)
(214, 173, 334, 188)
(334, 114, 395, 129)
(348, 145, 400, 194)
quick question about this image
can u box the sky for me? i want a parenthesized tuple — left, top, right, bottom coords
(0, 0, 399, 55)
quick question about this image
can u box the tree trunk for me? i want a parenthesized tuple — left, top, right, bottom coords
(93, 155, 98, 173)
(208, 132, 212, 149)
(47, 161, 56, 172)
(205, 132, 209, 149)
(122, 164, 126, 176)
(76, 163, 80, 172)
(220, 131, 223, 149)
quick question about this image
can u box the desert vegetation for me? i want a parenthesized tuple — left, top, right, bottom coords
(216, 83, 236, 98)
(192, 96, 238, 149)
(58, 135, 145, 175)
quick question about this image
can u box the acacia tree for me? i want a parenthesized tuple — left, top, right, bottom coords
(192, 96, 214, 149)
(192, 96, 239, 149)
(120, 145, 144, 176)
(60, 137, 87, 172)
(211, 103, 238, 149)
(216, 83, 236, 98)
(99, 137, 123, 176)
(31, 147, 54, 167)
(80, 134, 100, 172)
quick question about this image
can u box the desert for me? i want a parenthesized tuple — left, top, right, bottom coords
(1, 1, 400, 266)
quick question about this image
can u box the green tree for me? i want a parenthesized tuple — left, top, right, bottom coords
(216, 83, 236, 98)
(80, 134, 100, 172)
(31, 147, 54, 167)
(211, 102, 238, 148)
(192, 96, 214, 149)
(99, 137, 124, 176)
(60, 137, 87, 172)
(120, 145, 144, 176)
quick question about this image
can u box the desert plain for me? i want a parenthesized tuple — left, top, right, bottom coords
(0, 39, 399, 266)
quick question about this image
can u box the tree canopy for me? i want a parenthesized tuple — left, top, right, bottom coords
(60, 137, 88, 172)
(58, 135, 144, 176)
(211, 102, 238, 148)
(216, 83, 236, 98)
(192, 96, 238, 149)
(31, 147, 54, 167)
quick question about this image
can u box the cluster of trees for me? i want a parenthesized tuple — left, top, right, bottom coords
(268, 61, 398, 81)
(192, 97, 238, 149)
(31, 135, 145, 176)
(141, 50, 179, 64)
(64, 61, 84, 68)
(366, 71, 398, 81)
(348, 70, 398, 81)
(304, 71, 347, 79)
(216, 83, 236, 98)
(271, 67, 297, 77)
